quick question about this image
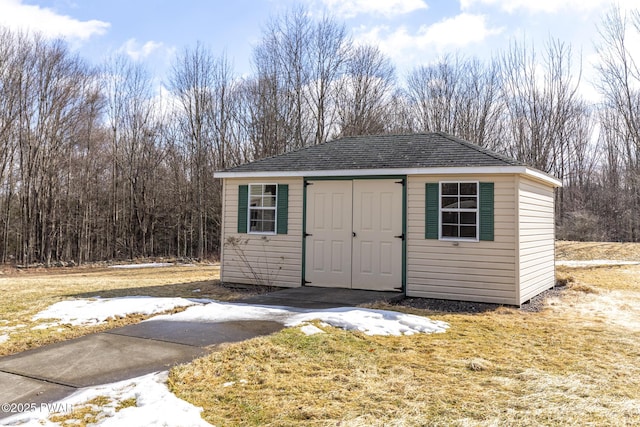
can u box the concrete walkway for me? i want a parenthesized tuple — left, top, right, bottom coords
(0, 287, 401, 420)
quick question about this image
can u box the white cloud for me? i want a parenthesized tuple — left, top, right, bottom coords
(460, 0, 639, 14)
(119, 38, 166, 61)
(420, 13, 503, 48)
(355, 13, 502, 64)
(319, 0, 428, 18)
(0, 0, 109, 40)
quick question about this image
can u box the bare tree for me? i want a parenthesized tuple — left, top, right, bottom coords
(169, 43, 241, 258)
(336, 44, 395, 136)
(594, 6, 640, 240)
(104, 55, 162, 259)
(0, 28, 21, 263)
(306, 14, 350, 145)
(405, 54, 503, 149)
(500, 38, 586, 175)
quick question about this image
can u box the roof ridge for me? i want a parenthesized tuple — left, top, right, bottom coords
(434, 131, 520, 166)
(327, 132, 435, 141)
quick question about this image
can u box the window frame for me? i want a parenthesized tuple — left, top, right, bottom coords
(247, 183, 278, 235)
(438, 181, 479, 242)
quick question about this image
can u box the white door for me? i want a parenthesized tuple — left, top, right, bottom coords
(305, 181, 353, 288)
(352, 180, 403, 291)
(305, 179, 403, 291)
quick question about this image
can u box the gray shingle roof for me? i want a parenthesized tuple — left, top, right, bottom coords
(223, 132, 524, 173)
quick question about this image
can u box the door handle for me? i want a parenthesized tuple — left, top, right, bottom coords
(352, 232, 356, 238)
(394, 233, 405, 240)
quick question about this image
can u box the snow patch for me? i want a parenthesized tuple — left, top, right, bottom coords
(32, 297, 200, 326)
(556, 260, 640, 267)
(32, 297, 449, 337)
(0, 334, 8, 344)
(287, 307, 449, 336)
(299, 324, 325, 335)
(150, 301, 449, 336)
(2, 371, 212, 427)
(150, 301, 296, 324)
(109, 262, 175, 269)
(31, 323, 53, 330)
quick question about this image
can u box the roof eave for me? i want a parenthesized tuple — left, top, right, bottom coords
(214, 166, 562, 187)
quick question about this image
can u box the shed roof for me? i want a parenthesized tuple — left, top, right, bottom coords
(215, 132, 561, 187)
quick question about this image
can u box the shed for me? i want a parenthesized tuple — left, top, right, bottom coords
(213, 132, 562, 305)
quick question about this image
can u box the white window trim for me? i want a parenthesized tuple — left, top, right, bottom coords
(247, 183, 278, 235)
(438, 181, 479, 242)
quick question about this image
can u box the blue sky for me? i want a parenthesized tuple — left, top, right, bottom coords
(0, 0, 636, 100)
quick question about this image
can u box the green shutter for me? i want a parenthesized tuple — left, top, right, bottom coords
(277, 184, 288, 234)
(425, 183, 439, 239)
(237, 185, 248, 233)
(479, 182, 494, 241)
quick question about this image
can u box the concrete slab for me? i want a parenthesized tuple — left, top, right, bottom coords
(238, 286, 403, 308)
(107, 320, 284, 347)
(0, 333, 206, 389)
(0, 371, 73, 406)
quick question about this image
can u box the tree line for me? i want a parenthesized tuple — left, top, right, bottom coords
(1, 5, 639, 265)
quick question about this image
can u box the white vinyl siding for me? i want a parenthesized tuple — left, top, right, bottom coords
(518, 176, 556, 303)
(407, 174, 518, 305)
(221, 177, 303, 288)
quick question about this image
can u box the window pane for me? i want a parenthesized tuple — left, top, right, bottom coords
(250, 196, 262, 207)
(460, 212, 476, 224)
(264, 185, 277, 196)
(460, 183, 477, 195)
(442, 197, 458, 209)
(250, 210, 262, 221)
(460, 226, 476, 238)
(442, 183, 458, 195)
(250, 185, 263, 196)
(442, 212, 458, 224)
(263, 196, 276, 207)
(262, 220, 275, 233)
(442, 225, 458, 237)
(263, 210, 276, 221)
(249, 220, 260, 232)
(460, 197, 477, 209)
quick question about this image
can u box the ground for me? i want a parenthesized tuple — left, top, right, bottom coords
(0, 262, 267, 356)
(2, 243, 640, 426)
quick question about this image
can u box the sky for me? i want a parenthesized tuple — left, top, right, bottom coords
(0, 0, 637, 100)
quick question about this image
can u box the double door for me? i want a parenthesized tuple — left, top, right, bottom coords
(304, 179, 403, 291)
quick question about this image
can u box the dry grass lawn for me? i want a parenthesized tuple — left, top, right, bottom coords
(168, 243, 640, 426)
(556, 240, 640, 261)
(2, 242, 640, 425)
(0, 263, 257, 355)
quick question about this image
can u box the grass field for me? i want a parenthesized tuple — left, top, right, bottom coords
(0, 263, 251, 355)
(168, 243, 640, 426)
(556, 240, 640, 261)
(2, 242, 640, 425)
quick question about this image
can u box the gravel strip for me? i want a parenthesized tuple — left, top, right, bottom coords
(395, 285, 568, 313)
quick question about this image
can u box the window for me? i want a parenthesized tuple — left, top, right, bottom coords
(237, 184, 288, 235)
(440, 182, 478, 239)
(249, 184, 277, 233)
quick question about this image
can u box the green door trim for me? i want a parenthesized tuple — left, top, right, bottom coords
(301, 175, 407, 293)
